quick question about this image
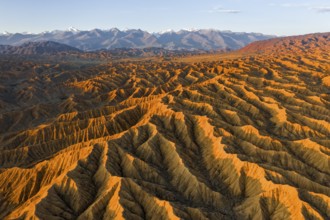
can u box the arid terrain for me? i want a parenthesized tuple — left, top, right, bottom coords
(0, 33, 329, 219)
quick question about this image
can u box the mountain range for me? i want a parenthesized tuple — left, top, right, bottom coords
(0, 41, 212, 58)
(0, 28, 274, 51)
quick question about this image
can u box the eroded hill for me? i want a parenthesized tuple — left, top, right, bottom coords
(0, 33, 329, 219)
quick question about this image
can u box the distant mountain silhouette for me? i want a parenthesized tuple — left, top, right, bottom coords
(0, 41, 81, 55)
(0, 28, 275, 51)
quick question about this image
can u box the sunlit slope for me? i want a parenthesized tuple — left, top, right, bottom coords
(240, 32, 330, 55)
(0, 33, 329, 219)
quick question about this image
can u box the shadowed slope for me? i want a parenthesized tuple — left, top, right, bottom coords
(0, 41, 82, 55)
(0, 33, 329, 219)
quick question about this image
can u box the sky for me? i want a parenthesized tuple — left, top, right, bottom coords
(0, 0, 329, 36)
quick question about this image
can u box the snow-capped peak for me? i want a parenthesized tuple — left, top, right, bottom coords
(182, 28, 199, 32)
(67, 27, 80, 32)
(157, 29, 176, 34)
(110, 28, 120, 32)
(1, 31, 11, 35)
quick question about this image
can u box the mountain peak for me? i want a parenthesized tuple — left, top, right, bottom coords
(1, 31, 11, 36)
(158, 29, 176, 34)
(67, 27, 80, 32)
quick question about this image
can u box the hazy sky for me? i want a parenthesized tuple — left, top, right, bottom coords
(1, 0, 329, 36)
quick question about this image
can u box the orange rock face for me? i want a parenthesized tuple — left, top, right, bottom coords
(0, 33, 329, 219)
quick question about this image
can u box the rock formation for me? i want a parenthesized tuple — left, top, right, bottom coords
(0, 33, 329, 219)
